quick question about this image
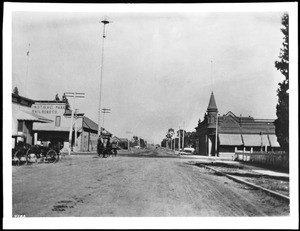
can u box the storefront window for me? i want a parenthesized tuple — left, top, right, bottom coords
(55, 116, 61, 127)
(17, 120, 23, 132)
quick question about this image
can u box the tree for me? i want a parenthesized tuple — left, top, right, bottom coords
(161, 138, 167, 148)
(13, 86, 19, 95)
(275, 13, 289, 153)
(166, 128, 174, 149)
(176, 129, 186, 149)
(132, 136, 139, 146)
(185, 131, 197, 148)
(140, 138, 147, 148)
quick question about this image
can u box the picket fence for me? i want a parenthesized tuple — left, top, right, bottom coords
(234, 151, 289, 170)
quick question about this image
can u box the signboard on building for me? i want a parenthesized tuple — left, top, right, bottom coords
(31, 103, 66, 115)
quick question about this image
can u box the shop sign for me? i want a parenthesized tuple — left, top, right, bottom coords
(31, 104, 66, 115)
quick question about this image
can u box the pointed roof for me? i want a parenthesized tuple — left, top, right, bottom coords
(207, 92, 218, 111)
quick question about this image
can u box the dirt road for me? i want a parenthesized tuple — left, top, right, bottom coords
(12, 148, 289, 217)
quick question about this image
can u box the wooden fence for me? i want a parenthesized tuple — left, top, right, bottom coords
(233, 151, 289, 170)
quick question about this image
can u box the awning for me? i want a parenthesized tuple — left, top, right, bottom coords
(12, 134, 26, 138)
(268, 134, 280, 147)
(242, 134, 262, 146)
(15, 110, 53, 123)
(219, 134, 243, 146)
(261, 135, 270, 146)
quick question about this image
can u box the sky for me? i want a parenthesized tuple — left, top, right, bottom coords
(9, 4, 289, 144)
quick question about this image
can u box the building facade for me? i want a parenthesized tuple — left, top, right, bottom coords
(196, 92, 281, 159)
(12, 93, 104, 152)
(12, 93, 52, 148)
(32, 100, 103, 152)
(111, 136, 129, 149)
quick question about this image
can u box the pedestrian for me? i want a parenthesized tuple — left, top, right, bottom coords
(106, 138, 112, 157)
(112, 141, 118, 157)
(97, 136, 103, 157)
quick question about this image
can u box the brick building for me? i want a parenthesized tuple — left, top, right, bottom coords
(195, 92, 280, 159)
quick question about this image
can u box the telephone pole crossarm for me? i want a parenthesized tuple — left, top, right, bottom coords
(65, 92, 85, 155)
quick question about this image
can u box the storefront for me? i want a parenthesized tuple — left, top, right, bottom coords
(12, 93, 105, 152)
(32, 100, 103, 152)
(12, 93, 53, 148)
(196, 92, 281, 159)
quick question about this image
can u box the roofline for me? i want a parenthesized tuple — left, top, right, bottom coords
(12, 93, 70, 104)
(12, 93, 35, 103)
(35, 100, 68, 103)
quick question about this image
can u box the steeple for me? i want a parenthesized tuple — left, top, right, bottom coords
(207, 92, 218, 112)
(206, 92, 218, 129)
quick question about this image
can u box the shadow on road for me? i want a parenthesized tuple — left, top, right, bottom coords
(118, 150, 178, 159)
(119, 153, 178, 159)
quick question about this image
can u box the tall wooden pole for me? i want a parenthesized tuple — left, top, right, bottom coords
(215, 114, 219, 156)
(98, 19, 110, 136)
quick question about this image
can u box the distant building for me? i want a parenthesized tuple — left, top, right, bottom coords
(195, 92, 280, 159)
(111, 136, 129, 149)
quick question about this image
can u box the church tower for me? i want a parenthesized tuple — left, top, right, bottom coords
(207, 92, 218, 129)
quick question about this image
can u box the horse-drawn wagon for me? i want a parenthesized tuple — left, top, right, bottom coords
(12, 141, 61, 165)
(97, 131, 118, 158)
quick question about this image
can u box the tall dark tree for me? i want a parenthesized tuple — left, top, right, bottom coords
(166, 128, 174, 149)
(132, 136, 139, 146)
(161, 138, 167, 148)
(13, 86, 19, 95)
(275, 13, 289, 153)
(185, 131, 197, 148)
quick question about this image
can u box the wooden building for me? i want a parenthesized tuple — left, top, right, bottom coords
(12, 93, 109, 152)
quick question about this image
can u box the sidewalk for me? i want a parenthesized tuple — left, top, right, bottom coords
(179, 154, 289, 179)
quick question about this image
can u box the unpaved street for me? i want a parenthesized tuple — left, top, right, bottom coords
(12, 148, 289, 217)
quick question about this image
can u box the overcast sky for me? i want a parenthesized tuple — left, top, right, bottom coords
(10, 5, 288, 144)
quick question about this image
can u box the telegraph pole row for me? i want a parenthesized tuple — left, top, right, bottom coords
(65, 92, 85, 155)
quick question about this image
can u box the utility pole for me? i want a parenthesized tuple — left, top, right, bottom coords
(98, 18, 110, 137)
(182, 122, 185, 149)
(65, 92, 85, 155)
(74, 109, 79, 150)
(101, 108, 111, 130)
(215, 114, 219, 157)
(126, 131, 133, 150)
(178, 126, 181, 151)
(25, 43, 30, 97)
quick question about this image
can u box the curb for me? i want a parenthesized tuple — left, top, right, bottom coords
(199, 164, 290, 202)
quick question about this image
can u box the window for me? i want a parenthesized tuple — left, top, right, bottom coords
(55, 116, 61, 127)
(17, 121, 23, 132)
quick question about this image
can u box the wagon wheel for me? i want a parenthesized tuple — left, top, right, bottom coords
(55, 150, 61, 162)
(26, 148, 38, 164)
(13, 150, 22, 166)
(46, 149, 59, 163)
